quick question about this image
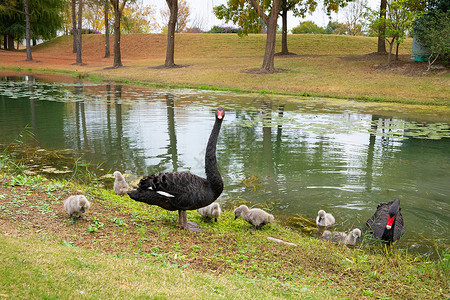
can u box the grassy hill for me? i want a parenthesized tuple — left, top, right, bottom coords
(1, 33, 449, 106)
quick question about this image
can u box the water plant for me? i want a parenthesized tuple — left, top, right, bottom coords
(70, 158, 107, 186)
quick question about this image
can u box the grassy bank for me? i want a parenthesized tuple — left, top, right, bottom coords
(0, 152, 448, 299)
(1, 33, 449, 106)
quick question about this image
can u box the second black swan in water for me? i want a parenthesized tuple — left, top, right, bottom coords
(127, 107, 225, 232)
(366, 198, 405, 243)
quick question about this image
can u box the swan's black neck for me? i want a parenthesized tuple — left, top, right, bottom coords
(205, 116, 223, 199)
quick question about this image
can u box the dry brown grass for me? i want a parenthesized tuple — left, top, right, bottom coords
(0, 33, 449, 106)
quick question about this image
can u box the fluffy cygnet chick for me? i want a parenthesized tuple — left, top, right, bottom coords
(197, 202, 221, 222)
(316, 209, 335, 227)
(331, 228, 362, 246)
(113, 171, 129, 195)
(321, 230, 332, 241)
(64, 195, 90, 219)
(234, 205, 274, 228)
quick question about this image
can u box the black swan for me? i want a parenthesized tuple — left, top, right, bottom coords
(366, 199, 405, 243)
(127, 107, 225, 232)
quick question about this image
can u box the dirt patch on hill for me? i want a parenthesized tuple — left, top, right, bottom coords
(339, 53, 448, 76)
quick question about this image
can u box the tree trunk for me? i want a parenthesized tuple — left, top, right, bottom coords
(262, 2, 281, 72)
(24, 0, 33, 61)
(377, 0, 387, 54)
(76, 0, 83, 64)
(386, 37, 395, 66)
(104, 0, 110, 58)
(7, 35, 14, 50)
(250, 0, 281, 72)
(395, 38, 399, 60)
(72, 0, 77, 53)
(165, 0, 177, 67)
(262, 18, 278, 72)
(280, 0, 289, 55)
(111, 0, 127, 68)
(112, 2, 122, 67)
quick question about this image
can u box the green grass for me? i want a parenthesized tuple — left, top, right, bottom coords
(0, 166, 449, 299)
(0, 235, 312, 299)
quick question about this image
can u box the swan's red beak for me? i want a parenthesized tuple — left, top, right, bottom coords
(386, 215, 395, 230)
(217, 110, 224, 120)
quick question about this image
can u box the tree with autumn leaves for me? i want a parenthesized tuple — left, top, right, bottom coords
(214, 0, 349, 73)
(63, 0, 158, 67)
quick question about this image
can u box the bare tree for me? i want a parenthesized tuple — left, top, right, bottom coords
(343, 0, 367, 36)
(187, 14, 206, 32)
(160, 0, 190, 33)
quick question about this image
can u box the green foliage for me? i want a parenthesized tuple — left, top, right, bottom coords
(368, 0, 423, 64)
(207, 25, 241, 33)
(414, 0, 449, 66)
(213, 2, 262, 35)
(213, 0, 345, 36)
(70, 158, 105, 186)
(87, 217, 104, 233)
(0, 0, 64, 42)
(3, 174, 46, 188)
(325, 21, 343, 34)
(291, 21, 326, 34)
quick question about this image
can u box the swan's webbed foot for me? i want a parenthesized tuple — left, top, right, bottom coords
(186, 221, 204, 232)
(178, 210, 204, 232)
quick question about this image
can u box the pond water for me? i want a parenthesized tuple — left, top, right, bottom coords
(1, 73, 449, 256)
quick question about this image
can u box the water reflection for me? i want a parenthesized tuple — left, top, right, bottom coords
(0, 74, 449, 256)
(166, 93, 179, 171)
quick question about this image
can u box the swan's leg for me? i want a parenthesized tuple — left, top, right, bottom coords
(178, 210, 184, 226)
(176, 210, 203, 232)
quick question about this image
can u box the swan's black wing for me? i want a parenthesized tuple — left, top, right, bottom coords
(130, 172, 214, 211)
(366, 202, 391, 239)
(393, 208, 406, 241)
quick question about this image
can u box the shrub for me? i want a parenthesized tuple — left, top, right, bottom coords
(414, 3, 450, 67)
(291, 21, 326, 34)
(207, 25, 241, 33)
